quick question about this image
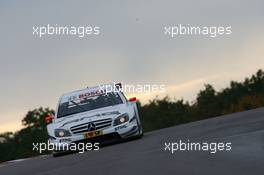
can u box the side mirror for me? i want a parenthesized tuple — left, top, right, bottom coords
(128, 97, 137, 102)
(45, 115, 53, 124)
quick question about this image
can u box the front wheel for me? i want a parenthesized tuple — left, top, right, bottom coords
(136, 123, 144, 138)
(52, 151, 69, 157)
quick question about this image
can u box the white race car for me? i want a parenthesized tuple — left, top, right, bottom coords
(46, 83, 143, 156)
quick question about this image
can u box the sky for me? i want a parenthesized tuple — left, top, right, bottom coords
(0, 0, 264, 133)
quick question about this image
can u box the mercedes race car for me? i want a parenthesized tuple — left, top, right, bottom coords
(46, 83, 143, 156)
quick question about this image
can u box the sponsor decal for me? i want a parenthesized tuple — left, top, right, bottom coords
(115, 125, 127, 131)
(59, 139, 72, 143)
(79, 89, 106, 99)
(84, 130, 103, 139)
(66, 89, 106, 102)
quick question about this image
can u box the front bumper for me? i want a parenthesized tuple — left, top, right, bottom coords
(49, 120, 139, 147)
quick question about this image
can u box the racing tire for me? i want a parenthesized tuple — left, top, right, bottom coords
(52, 151, 69, 157)
(135, 123, 144, 139)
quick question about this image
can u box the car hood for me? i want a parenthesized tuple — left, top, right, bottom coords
(53, 104, 127, 129)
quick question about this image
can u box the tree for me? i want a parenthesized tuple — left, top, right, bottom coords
(195, 84, 220, 118)
(22, 107, 54, 130)
(0, 107, 54, 162)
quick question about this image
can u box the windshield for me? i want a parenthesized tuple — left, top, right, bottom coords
(57, 92, 123, 118)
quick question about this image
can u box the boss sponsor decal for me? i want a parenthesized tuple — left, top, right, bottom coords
(79, 89, 106, 99)
(66, 89, 107, 102)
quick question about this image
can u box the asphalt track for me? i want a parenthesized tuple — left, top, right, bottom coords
(1, 108, 264, 175)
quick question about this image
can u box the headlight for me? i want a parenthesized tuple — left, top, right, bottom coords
(114, 113, 129, 126)
(55, 129, 72, 137)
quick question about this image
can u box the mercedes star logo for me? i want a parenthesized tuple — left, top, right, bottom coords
(87, 122, 96, 131)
